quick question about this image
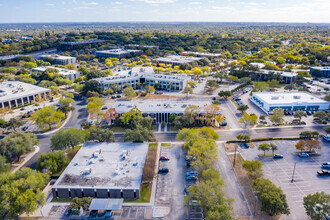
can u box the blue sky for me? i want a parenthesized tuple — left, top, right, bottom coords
(0, 0, 329, 23)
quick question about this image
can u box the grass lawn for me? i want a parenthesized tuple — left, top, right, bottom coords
(124, 183, 151, 203)
(109, 126, 126, 132)
(149, 143, 158, 148)
(51, 198, 73, 203)
(161, 143, 171, 147)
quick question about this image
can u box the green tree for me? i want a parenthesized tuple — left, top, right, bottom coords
(145, 85, 155, 96)
(243, 160, 263, 180)
(110, 84, 121, 93)
(58, 97, 75, 117)
(213, 72, 228, 83)
(258, 142, 271, 156)
(305, 139, 321, 152)
(121, 107, 142, 126)
(295, 140, 307, 153)
(183, 86, 193, 97)
(5, 118, 25, 131)
(323, 126, 330, 134)
(269, 108, 284, 125)
(36, 151, 69, 174)
(303, 192, 330, 220)
(31, 106, 65, 130)
(237, 104, 249, 113)
(86, 70, 107, 79)
(294, 110, 307, 122)
(313, 111, 327, 121)
(50, 128, 88, 150)
(0, 168, 49, 219)
(239, 112, 258, 128)
(236, 134, 250, 142)
(123, 86, 136, 97)
(82, 80, 102, 95)
(253, 178, 290, 216)
(86, 97, 105, 120)
(23, 62, 37, 69)
(267, 79, 280, 89)
(324, 94, 330, 101)
(218, 90, 232, 99)
(253, 82, 269, 92)
(0, 131, 38, 162)
(124, 125, 155, 143)
(276, 57, 286, 64)
(0, 155, 10, 173)
(88, 128, 115, 142)
(270, 143, 278, 155)
(70, 197, 93, 210)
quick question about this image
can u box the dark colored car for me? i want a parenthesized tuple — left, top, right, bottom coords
(273, 154, 284, 159)
(158, 168, 169, 174)
(186, 176, 198, 181)
(116, 95, 121, 98)
(111, 96, 116, 99)
(159, 156, 170, 161)
(212, 97, 217, 101)
(243, 143, 250, 148)
(321, 162, 330, 169)
(221, 121, 227, 126)
(317, 170, 330, 176)
(21, 126, 28, 131)
(101, 106, 108, 110)
(20, 107, 26, 111)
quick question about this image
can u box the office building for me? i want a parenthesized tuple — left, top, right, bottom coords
(40, 54, 76, 65)
(155, 55, 202, 65)
(0, 81, 51, 109)
(110, 99, 213, 124)
(58, 40, 106, 51)
(96, 49, 143, 59)
(251, 92, 329, 114)
(52, 142, 148, 199)
(310, 66, 330, 78)
(180, 51, 222, 58)
(32, 66, 80, 81)
(95, 67, 190, 91)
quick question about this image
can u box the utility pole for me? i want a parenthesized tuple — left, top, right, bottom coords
(254, 195, 258, 216)
(233, 145, 237, 167)
(291, 162, 297, 183)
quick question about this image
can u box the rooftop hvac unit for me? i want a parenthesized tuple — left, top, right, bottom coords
(293, 96, 301, 99)
(81, 168, 92, 175)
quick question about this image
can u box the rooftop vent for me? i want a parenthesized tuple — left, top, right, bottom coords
(293, 96, 301, 99)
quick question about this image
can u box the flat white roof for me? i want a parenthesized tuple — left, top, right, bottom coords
(32, 66, 79, 76)
(40, 54, 75, 60)
(53, 142, 149, 190)
(0, 81, 50, 102)
(253, 92, 328, 105)
(156, 55, 202, 64)
(311, 66, 330, 71)
(96, 49, 142, 55)
(113, 99, 212, 114)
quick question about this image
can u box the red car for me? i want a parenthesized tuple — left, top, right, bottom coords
(160, 156, 170, 161)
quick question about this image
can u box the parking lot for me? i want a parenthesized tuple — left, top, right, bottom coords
(239, 140, 330, 220)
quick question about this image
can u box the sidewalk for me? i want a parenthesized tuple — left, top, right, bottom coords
(11, 145, 39, 173)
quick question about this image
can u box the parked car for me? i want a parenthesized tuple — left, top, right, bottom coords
(186, 176, 198, 181)
(158, 168, 169, 174)
(317, 170, 330, 176)
(220, 121, 227, 126)
(306, 111, 312, 116)
(159, 156, 170, 161)
(322, 135, 330, 142)
(321, 162, 330, 169)
(111, 96, 116, 99)
(273, 154, 284, 159)
(186, 171, 198, 177)
(116, 95, 121, 98)
(20, 107, 26, 111)
(298, 153, 309, 158)
(101, 106, 108, 110)
(188, 200, 200, 206)
(105, 210, 112, 217)
(243, 143, 250, 148)
(21, 126, 28, 131)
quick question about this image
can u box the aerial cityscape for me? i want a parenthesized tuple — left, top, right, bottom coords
(0, 0, 329, 220)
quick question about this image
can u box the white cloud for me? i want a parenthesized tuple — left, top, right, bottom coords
(82, 1, 99, 5)
(46, 3, 55, 6)
(73, 6, 90, 10)
(189, 2, 201, 5)
(129, 0, 175, 4)
(113, 1, 123, 4)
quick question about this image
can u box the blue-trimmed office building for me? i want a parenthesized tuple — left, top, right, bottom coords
(251, 92, 329, 114)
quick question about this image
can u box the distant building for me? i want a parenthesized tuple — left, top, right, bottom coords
(40, 54, 76, 65)
(251, 92, 329, 114)
(310, 66, 330, 78)
(95, 67, 190, 91)
(0, 81, 51, 109)
(155, 55, 202, 65)
(125, 44, 159, 50)
(246, 70, 297, 84)
(0, 55, 23, 61)
(52, 142, 148, 199)
(96, 49, 143, 59)
(58, 40, 106, 51)
(32, 66, 80, 81)
(111, 99, 213, 124)
(180, 51, 222, 58)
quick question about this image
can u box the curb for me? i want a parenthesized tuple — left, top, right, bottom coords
(12, 145, 40, 173)
(37, 110, 73, 136)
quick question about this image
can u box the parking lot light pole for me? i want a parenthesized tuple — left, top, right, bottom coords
(233, 145, 237, 167)
(291, 162, 297, 183)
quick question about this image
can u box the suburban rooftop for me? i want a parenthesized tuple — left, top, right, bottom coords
(53, 142, 149, 190)
(0, 81, 50, 102)
(96, 49, 142, 55)
(253, 92, 329, 105)
(113, 99, 213, 113)
(32, 66, 80, 75)
(155, 55, 202, 63)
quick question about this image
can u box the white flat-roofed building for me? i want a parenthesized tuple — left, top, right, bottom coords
(112, 99, 213, 123)
(96, 49, 143, 59)
(180, 51, 222, 58)
(52, 142, 148, 199)
(155, 55, 202, 65)
(251, 92, 329, 114)
(0, 81, 51, 109)
(95, 67, 190, 91)
(40, 54, 76, 65)
(32, 66, 80, 81)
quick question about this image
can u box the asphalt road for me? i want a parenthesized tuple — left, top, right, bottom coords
(23, 95, 88, 169)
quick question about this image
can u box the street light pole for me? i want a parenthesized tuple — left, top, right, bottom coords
(254, 195, 258, 216)
(233, 145, 237, 167)
(291, 162, 297, 183)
